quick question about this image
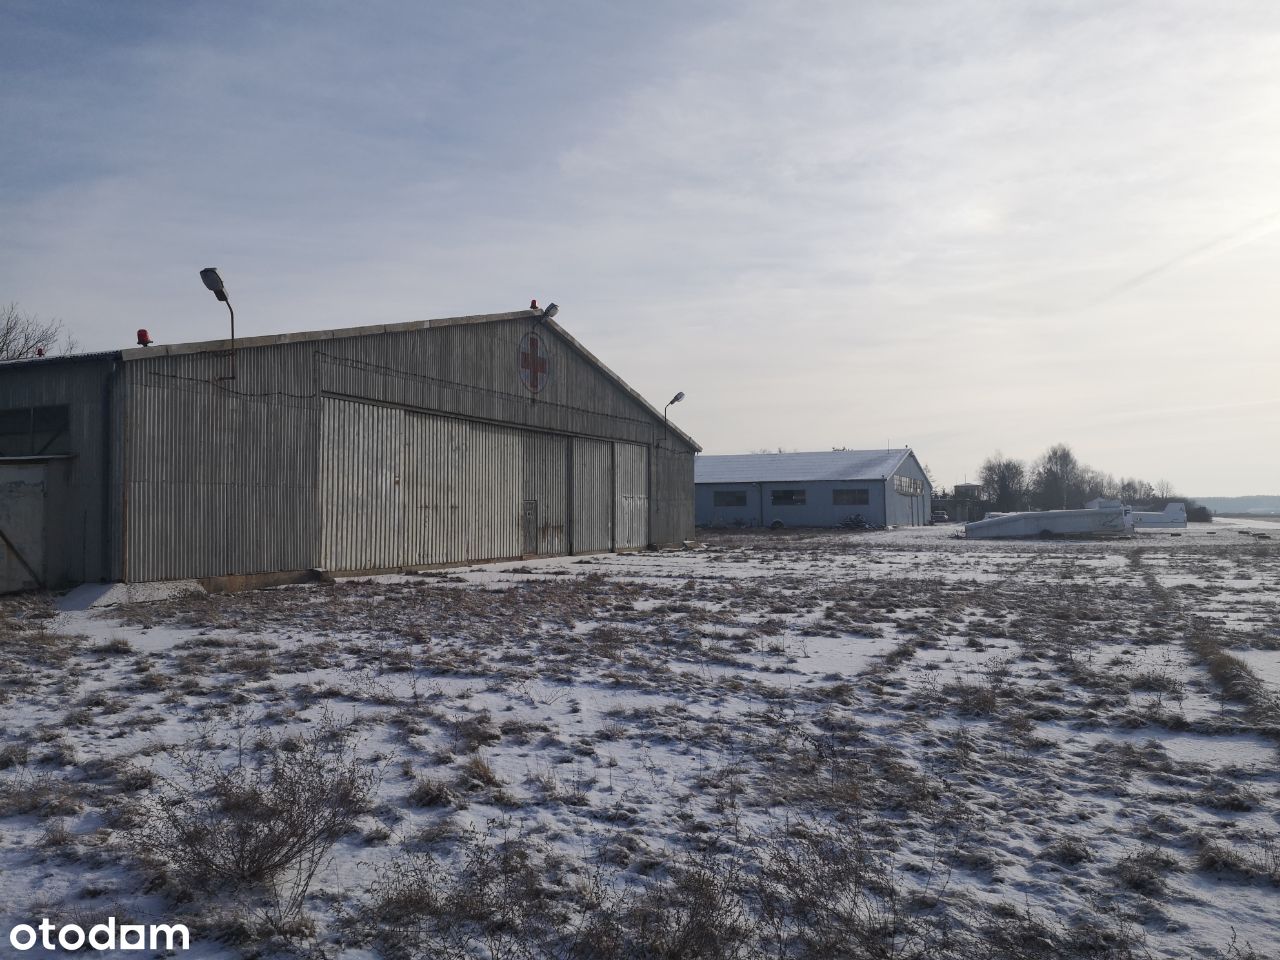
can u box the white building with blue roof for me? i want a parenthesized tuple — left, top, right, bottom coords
(694, 448, 932, 529)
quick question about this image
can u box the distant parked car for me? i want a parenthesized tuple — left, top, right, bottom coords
(931, 510, 950, 524)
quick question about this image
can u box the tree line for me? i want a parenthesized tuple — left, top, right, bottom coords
(976, 443, 1210, 520)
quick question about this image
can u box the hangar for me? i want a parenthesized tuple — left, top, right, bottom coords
(0, 307, 698, 592)
(695, 448, 931, 529)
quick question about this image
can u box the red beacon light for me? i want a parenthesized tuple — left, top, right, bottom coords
(137, 329, 153, 347)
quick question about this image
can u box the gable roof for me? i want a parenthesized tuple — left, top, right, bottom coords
(2, 309, 700, 451)
(696, 449, 916, 484)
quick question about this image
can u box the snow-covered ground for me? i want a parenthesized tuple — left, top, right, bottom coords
(1, 520, 1278, 958)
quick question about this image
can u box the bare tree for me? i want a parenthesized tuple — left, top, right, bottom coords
(1078, 467, 1110, 503)
(981, 444, 1174, 512)
(978, 453, 1027, 511)
(1031, 443, 1084, 509)
(1117, 476, 1155, 503)
(0, 303, 74, 361)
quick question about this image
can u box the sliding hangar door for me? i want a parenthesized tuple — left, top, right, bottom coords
(319, 398, 648, 570)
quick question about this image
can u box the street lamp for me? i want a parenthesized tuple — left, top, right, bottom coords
(200, 268, 234, 338)
(199, 267, 236, 380)
(659, 391, 685, 448)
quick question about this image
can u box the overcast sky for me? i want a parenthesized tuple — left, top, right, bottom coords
(3, 1, 1278, 495)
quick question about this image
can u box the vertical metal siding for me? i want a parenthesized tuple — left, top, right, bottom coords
(613, 441, 648, 549)
(0, 316, 696, 584)
(319, 403, 530, 571)
(520, 431, 567, 555)
(402, 412, 522, 565)
(127, 370, 319, 581)
(320, 399, 404, 570)
(886, 453, 932, 527)
(465, 420, 522, 561)
(402, 411, 453, 565)
(650, 446, 695, 545)
(571, 436, 613, 552)
(315, 320, 684, 448)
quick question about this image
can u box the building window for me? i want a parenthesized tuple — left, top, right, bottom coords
(713, 490, 747, 507)
(771, 489, 806, 506)
(833, 488, 869, 506)
(0, 404, 70, 456)
(894, 475, 923, 496)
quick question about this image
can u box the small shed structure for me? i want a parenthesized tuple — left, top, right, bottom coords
(695, 449, 931, 528)
(0, 309, 699, 591)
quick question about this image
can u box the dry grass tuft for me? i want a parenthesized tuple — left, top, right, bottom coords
(130, 715, 375, 929)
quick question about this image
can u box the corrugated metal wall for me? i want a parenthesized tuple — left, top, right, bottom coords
(613, 442, 648, 549)
(321, 401, 570, 570)
(320, 400, 404, 570)
(885, 453, 932, 527)
(0, 314, 696, 585)
(650, 446, 695, 546)
(115, 318, 696, 580)
(402, 411, 522, 565)
(126, 373, 319, 581)
(313, 318, 668, 448)
(521, 430, 567, 556)
(572, 437, 613, 552)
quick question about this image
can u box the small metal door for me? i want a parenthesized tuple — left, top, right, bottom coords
(0, 463, 46, 592)
(522, 500, 538, 556)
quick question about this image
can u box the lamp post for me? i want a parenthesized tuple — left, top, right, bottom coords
(651, 391, 686, 544)
(661, 391, 685, 448)
(199, 267, 236, 380)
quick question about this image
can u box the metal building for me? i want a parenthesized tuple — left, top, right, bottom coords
(694, 449, 932, 529)
(0, 309, 699, 592)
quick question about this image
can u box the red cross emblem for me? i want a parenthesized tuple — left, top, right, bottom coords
(518, 331, 550, 394)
